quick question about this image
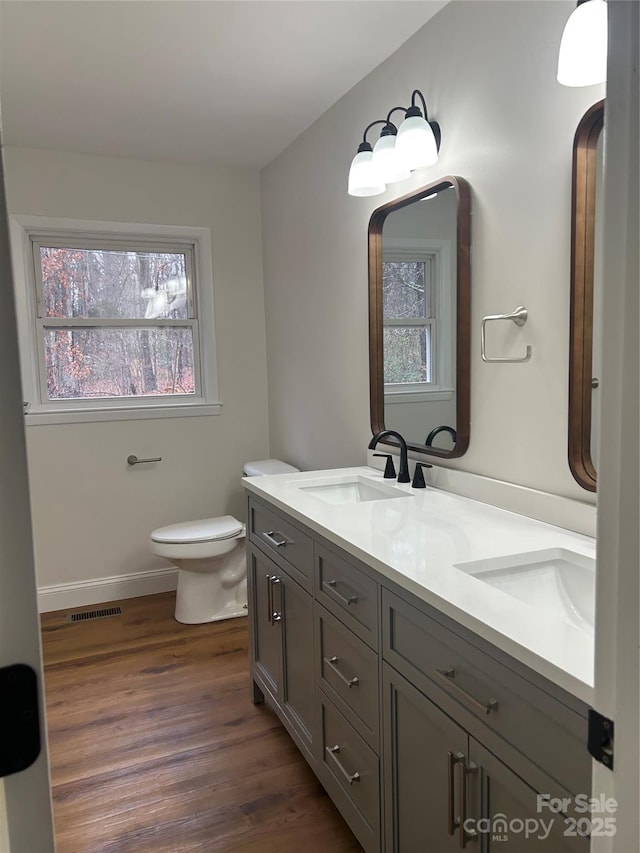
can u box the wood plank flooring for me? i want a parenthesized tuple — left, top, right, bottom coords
(41, 592, 361, 853)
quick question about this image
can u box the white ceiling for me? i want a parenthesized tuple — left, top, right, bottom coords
(0, 1, 447, 169)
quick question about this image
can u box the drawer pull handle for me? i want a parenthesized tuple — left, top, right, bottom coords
(324, 656, 359, 688)
(456, 755, 478, 848)
(436, 668, 498, 715)
(266, 575, 281, 625)
(326, 744, 360, 785)
(271, 576, 282, 624)
(265, 573, 273, 623)
(447, 752, 479, 846)
(324, 579, 358, 607)
(447, 751, 462, 836)
(262, 530, 288, 548)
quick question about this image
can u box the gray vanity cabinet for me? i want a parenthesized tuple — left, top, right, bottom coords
(383, 664, 468, 852)
(318, 691, 382, 852)
(246, 495, 592, 853)
(249, 548, 283, 697)
(248, 544, 316, 759)
(383, 663, 589, 853)
(279, 561, 315, 746)
(470, 741, 588, 852)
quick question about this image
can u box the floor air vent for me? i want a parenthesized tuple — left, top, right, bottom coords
(67, 606, 123, 624)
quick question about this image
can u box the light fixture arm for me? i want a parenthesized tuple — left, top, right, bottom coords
(410, 89, 429, 118)
(407, 88, 442, 152)
(385, 106, 408, 125)
(361, 104, 423, 147)
(358, 119, 389, 151)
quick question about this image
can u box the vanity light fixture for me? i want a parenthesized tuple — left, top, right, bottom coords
(348, 89, 441, 197)
(557, 0, 608, 87)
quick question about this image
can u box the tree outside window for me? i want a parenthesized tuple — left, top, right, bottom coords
(33, 241, 199, 403)
(382, 254, 435, 388)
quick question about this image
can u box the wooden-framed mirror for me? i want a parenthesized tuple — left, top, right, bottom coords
(369, 176, 471, 458)
(569, 100, 604, 492)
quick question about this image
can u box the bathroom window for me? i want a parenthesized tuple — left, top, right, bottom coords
(10, 217, 220, 423)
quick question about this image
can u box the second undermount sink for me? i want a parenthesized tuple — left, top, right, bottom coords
(456, 548, 595, 634)
(296, 474, 413, 506)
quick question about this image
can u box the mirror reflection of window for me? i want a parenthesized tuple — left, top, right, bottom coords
(381, 188, 456, 448)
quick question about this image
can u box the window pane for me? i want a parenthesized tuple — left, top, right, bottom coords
(39, 247, 189, 320)
(384, 326, 432, 384)
(43, 327, 196, 400)
(383, 261, 429, 319)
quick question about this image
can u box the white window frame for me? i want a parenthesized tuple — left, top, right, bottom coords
(382, 237, 454, 406)
(10, 216, 221, 425)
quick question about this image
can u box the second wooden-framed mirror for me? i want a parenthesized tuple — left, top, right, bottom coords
(569, 100, 604, 492)
(369, 176, 471, 458)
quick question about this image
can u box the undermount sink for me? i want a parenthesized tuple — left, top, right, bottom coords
(296, 474, 412, 506)
(456, 548, 595, 634)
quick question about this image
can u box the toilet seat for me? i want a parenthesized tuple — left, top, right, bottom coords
(151, 515, 244, 545)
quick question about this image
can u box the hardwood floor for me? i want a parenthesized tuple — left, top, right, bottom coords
(41, 592, 361, 853)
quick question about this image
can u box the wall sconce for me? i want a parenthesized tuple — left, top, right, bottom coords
(557, 0, 608, 86)
(348, 89, 441, 197)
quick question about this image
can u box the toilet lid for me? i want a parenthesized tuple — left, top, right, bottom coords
(244, 458, 300, 477)
(151, 515, 244, 544)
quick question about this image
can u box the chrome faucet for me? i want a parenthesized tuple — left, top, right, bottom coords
(368, 430, 410, 483)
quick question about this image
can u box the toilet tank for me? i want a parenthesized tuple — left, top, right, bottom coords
(243, 459, 300, 477)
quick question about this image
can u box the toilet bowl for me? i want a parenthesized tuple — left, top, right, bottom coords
(151, 515, 247, 624)
(150, 459, 299, 624)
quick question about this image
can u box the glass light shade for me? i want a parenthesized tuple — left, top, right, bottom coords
(557, 0, 608, 87)
(395, 115, 438, 171)
(372, 134, 411, 184)
(348, 149, 386, 197)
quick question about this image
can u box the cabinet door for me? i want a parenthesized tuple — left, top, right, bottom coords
(383, 664, 468, 853)
(280, 570, 316, 752)
(469, 740, 590, 853)
(248, 548, 282, 698)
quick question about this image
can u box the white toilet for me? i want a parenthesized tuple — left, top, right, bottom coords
(150, 459, 299, 624)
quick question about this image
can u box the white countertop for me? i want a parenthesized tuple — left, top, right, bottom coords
(243, 466, 595, 705)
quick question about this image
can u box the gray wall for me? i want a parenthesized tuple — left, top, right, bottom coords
(261, 0, 604, 501)
(5, 147, 270, 589)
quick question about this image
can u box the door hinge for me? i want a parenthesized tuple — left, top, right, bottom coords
(588, 708, 614, 770)
(0, 664, 41, 778)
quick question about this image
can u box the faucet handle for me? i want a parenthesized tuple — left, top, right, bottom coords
(412, 462, 433, 489)
(373, 453, 397, 479)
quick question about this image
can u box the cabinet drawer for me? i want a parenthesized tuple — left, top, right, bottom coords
(319, 693, 380, 852)
(249, 499, 313, 590)
(316, 545, 378, 648)
(316, 604, 379, 750)
(382, 589, 590, 796)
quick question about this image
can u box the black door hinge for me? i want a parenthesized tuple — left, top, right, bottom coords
(588, 708, 614, 769)
(0, 664, 41, 778)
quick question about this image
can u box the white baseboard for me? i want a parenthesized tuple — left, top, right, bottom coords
(38, 566, 178, 613)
